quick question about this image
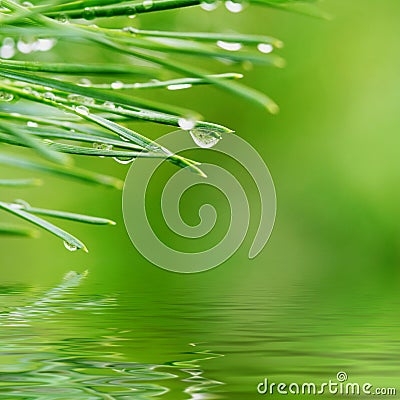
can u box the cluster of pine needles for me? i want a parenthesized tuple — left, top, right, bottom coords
(0, 0, 324, 252)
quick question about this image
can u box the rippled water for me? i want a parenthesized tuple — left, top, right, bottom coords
(0, 273, 399, 399)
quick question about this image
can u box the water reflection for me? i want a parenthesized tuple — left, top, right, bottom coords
(0, 273, 225, 399)
(0, 275, 399, 399)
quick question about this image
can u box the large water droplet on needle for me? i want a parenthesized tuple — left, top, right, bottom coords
(63, 241, 78, 251)
(189, 128, 221, 148)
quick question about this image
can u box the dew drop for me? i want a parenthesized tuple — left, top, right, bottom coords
(142, 0, 153, 9)
(257, 43, 273, 54)
(36, 38, 56, 52)
(0, 91, 14, 102)
(189, 128, 221, 148)
(56, 13, 69, 23)
(79, 78, 92, 87)
(103, 101, 116, 109)
(167, 83, 192, 91)
(216, 40, 242, 51)
(83, 7, 96, 20)
(113, 156, 134, 164)
(64, 241, 78, 251)
(21, 1, 33, 7)
(17, 39, 33, 54)
(14, 199, 30, 208)
(178, 118, 196, 131)
(200, 1, 218, 11)
(27, 121, 38, 128)
(111, 81, 124, 89)
(75, 105, 89, 116)
(0, 38, 15, 59)
(225, 0, 243, 12)
(43, 91, 56, 100)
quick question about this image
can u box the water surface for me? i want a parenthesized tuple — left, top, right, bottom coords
(0, 273, 399, 399)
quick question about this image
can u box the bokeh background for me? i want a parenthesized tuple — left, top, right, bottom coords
(1, 1, 399, 398)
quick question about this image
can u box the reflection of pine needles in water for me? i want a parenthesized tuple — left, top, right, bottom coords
(0, 274, 224, 399)
(0, 270, 89, 326)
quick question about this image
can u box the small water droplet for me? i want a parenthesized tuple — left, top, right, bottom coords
(36, 38, 56, 52)
(75, 105, 89, 116)
(167, 83, 192, 91)
(83, 96, 95, 105)
(125, 6, 137, 18)
(68, 94, 84, 102)
(0, 91, 14, 102)
(189, 127, 221, 148)
(216, 40, 242, 51)
(79, 78, 91, 87)
(113, 157, 134, 164)
(14, 199, 30, 208)
(178, 118, 196, 131)
(56, 13, 69, 23)
(103, 101, 116, 109)
(200, 0, 218, 11)
(257, 43, 273, 54)
(17, 38, 34, 54)
(111, 81, 124, 89)
(64, 241, 78, 251)
(43, 91, 56, 100)
(27, 121, 38, 128)
(142, 0, 153, 9)
(83, 7, 96, 20)
(225, 0, 244, 12)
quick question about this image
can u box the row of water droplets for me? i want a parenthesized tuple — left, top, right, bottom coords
(0, 36, 56, 59)
(71, 80, 223, 149)
(201, 0, 247, 12)
(52, 0, 246, 22)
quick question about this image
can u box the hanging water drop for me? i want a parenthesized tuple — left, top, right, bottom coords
(113, 156, 134, 164)
(27, 121, 39, 128)
(63, 241, 78, 251)
(225, 0, 243, 13)
(257, 43, 273, 54)
(0, 37, 15, 59)
(36, 38, 56, 52)
(200, 1, 218, 11)
(17, 38, 33, 54)
(189, 128, 221, 148)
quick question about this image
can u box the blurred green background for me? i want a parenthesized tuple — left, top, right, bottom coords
(2, 0, 399, 295)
